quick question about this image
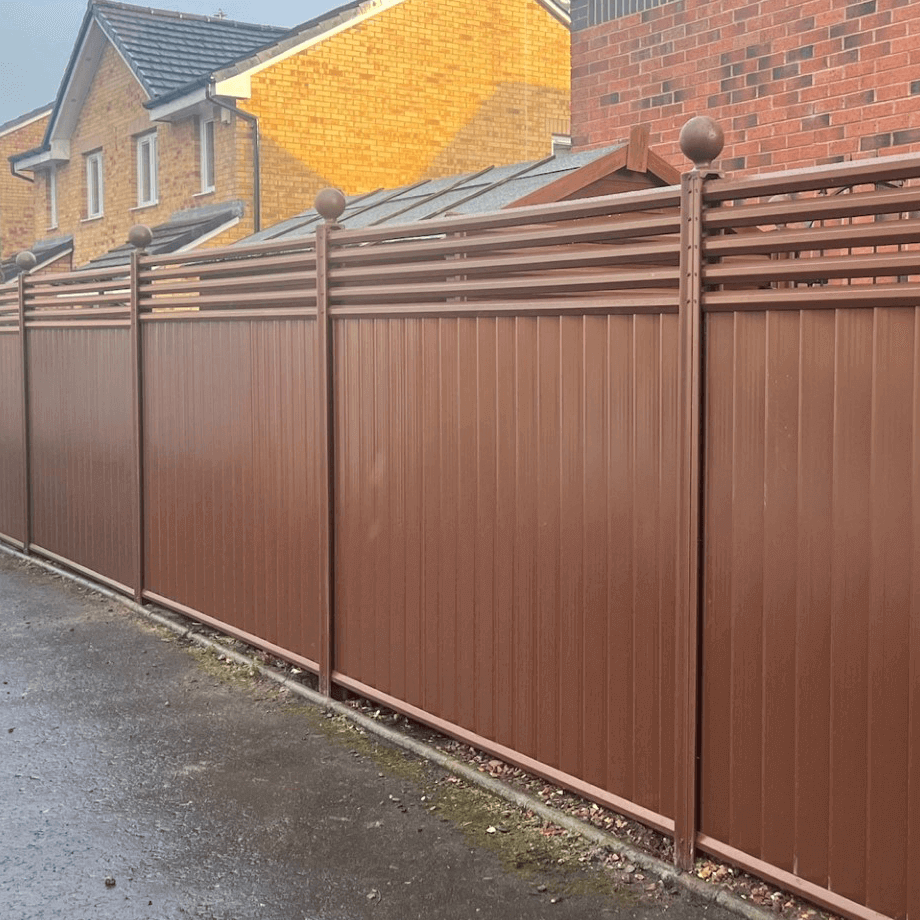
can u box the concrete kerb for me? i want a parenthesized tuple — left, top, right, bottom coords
(2, 544, 775, 920)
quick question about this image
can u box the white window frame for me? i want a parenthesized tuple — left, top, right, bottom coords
(47, 165, 58, 229)
(200, 117, 215, 194)
(136, 131, 158, 207)
(85, 150, 104, 219)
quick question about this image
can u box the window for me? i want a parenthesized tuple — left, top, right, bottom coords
(47, 165, 58, 228)
(200, 117, 215, 193)
(85, 150, 103, 219)
(136, 131, 158, 207)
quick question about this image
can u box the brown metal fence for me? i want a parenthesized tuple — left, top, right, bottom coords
(0, 283, 25, 547)
(691, 161, 920, 920)
(1, 134, 919, 920)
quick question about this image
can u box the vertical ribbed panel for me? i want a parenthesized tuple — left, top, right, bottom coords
(333, 313, 679, 819)
(143, 319, 322, 663)
(0, 334, 25, 544)
(700, 308, 920, 920)
(28, 328, 135, 587)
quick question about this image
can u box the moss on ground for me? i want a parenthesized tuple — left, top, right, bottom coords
(182, 644, 630, 901)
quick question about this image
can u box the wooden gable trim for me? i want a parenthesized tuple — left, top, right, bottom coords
(625, 124, 650, 173)
(506, 125, 681, 209)
(509, 145, 629, 208)
(647, 147, 681, 186)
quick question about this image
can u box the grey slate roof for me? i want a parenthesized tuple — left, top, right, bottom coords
(210, 0, 365, 82)
(81, 201, 244, 270)
(93, 2, 289, 99)
(239, 145, 625, 244)
(0, 236, 73, 284)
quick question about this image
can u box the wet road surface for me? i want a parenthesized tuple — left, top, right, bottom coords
(1, 551, 737, 920)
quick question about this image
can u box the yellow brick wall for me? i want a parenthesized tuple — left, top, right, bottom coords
(35, 44, 252, 266)
(244, 0, 570, 223)
(0, 111, 50, 260)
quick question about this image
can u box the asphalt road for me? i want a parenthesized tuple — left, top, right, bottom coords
(0, 550, 738, 920)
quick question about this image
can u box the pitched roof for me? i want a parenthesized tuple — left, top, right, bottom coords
(93, 2, 289, 99)
(239, 133, 678, 244)
(80, 201, 244, 270)
(13, 1, 288, 161)
(0, 102, 53, 139)
(0, 236, 73, 284)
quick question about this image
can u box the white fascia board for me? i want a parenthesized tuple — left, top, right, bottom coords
(33, 246, 74, 274)
(14, 140, 71, 171)
(0, 106, 53, 140)
(48, 22, 106, 146)
(175, 216, 241, 252)
(213, 0, 408, 100)
(147, 87, 209, 123)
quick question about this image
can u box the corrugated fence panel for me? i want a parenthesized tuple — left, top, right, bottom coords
(142, 319, 322, 666)
(333, 312, 679, 823)
(0, 332, 25, 545)
(700, 307, 920, 920)
(27, 327, 135, 589)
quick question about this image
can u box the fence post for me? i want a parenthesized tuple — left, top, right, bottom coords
(314, 188, 346, 697)
(674, 117, 723, 873)
(128, 226, 152, 604)
(15, 251, 36, 554)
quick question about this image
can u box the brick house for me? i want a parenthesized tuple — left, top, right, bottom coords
(0, 104, 52, 263)
(10, 3, 287, 268)
(8, 0, 570, 267)
(570, 0, 920, 173)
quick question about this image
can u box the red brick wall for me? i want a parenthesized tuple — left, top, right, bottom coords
(571, 0, 920, 173)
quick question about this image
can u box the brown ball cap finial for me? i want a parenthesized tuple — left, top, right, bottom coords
(679, 116, 725, 172)
(128, 225, 153, 250)
(15, 251, 37, 273)
(315, 187, 346, 224)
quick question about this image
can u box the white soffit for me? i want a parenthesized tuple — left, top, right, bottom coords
(50, 20, 149, 145)
(147, 87, 209, 122)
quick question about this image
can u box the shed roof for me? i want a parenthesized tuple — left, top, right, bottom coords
(239, 127, 679, 244)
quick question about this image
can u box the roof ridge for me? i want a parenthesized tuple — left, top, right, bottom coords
(91, 0, 286, 34)
(92, 0, 290, 100)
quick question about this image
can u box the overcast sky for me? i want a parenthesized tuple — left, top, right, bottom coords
(0, 1, 336, 126)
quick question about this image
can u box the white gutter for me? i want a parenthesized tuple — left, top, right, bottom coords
(12, 140, 71, 172)
(146, 86, 209, 122)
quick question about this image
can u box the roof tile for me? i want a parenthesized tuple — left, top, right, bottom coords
(93, 1, 289, 98)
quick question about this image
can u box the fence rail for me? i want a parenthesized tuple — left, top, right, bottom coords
(1, 122, 918, 920)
